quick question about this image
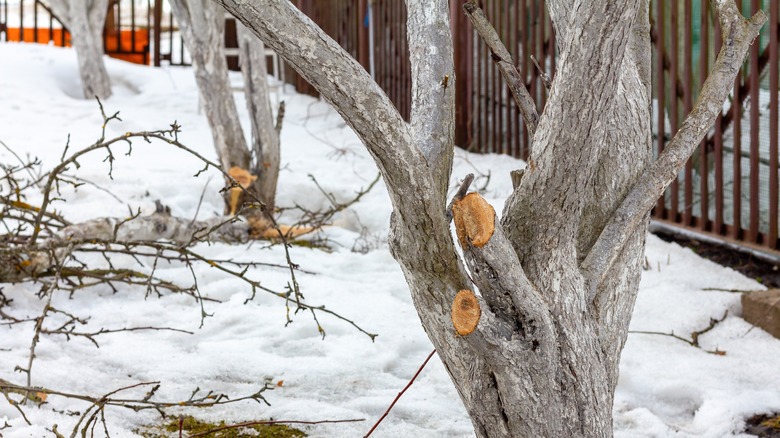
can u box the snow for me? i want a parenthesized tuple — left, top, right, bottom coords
(1, 43, 779, 437)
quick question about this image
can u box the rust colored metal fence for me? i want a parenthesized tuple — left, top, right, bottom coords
(300, 0, 780, 254)
(651, 0, 779, 251)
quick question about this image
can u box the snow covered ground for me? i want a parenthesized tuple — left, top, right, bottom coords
(1, 43, 779, 437)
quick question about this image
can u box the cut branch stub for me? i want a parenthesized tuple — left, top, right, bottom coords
(227, 166, 258, 216)
(451, 289, 481, 336)
(452, 192, 495, 248)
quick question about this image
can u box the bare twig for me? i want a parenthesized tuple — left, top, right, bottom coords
(0, 138, 40, 184)
(275, 101, 286, 134)
(530, 55, 552, 91)
(364, 349, 436, 437)
(463, 1, 539, 139)
(630, 311, 729, 355)
(446, 174, 475, 222)
(41, 325, 194, 348)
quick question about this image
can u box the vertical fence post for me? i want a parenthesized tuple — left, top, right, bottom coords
(732, 13, 743, 240)
(683, 0, 693, 226)
(451, 0, 470, 149)
(714, 17, 724, 234)
(19, 0, 24, 41)
(655, 0, 667, 219)
(358, 0, 369, 70)
(699, 0, 710, 232)
(748, 0, 760, 243)
(153, 0, 161, 66)
(770, 0, 779, 249)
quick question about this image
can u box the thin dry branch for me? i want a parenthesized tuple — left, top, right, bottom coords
(530, 55, 552, 91)
(630, 311, 729, 355)
(363, 349, 436, 438)
(0, 378, 274, 436)
(582, 4, 767, 297)
(463, 1, 539, 139)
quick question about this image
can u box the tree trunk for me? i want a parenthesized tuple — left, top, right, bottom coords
(237, 23, 281, 212)
(170, 0, 281, 216)
(48, 0, 112, 99)
(168, 0, 249, 172)
(216, 0, 766, 436)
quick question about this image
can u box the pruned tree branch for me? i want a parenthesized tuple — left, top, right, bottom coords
(581, 5, 767, 297)
(450, 190, 554, 355)
(463, 1, 539, 139)
(4, 212, 247, 282)
(407, 0, 456, 193)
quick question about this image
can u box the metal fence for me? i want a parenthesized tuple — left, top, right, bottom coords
(651, 0, 778, 250)
(1, 0, 778, 254)
(302, 0, 780, 254)
(0, 0, 152, 65)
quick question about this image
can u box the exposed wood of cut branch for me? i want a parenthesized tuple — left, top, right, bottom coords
(463, 1, 539, 139)
(582, 5, 767, 296)
(452, 290, 481, 336)
(452, 192, 495, 248)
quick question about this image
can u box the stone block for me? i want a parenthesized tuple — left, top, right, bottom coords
(742, 289, 780, 340)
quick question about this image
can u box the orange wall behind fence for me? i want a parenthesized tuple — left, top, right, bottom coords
(5, 28, 149, 65)
(6, 28, 70, 46)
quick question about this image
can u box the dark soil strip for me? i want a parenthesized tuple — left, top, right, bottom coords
(653, 231, 780, 288)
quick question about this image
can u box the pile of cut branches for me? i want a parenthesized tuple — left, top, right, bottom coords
(0, 104, 376, 435)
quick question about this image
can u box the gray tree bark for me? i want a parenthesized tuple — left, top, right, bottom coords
(237, 23, 281, 211)
(170, 1, 280, 214)
(215, 0, 766, 436)
(168, 0, 249, 171)
(48, 0, 112, 99)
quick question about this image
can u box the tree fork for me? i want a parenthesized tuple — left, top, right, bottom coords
(215, 0, 767, 436)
